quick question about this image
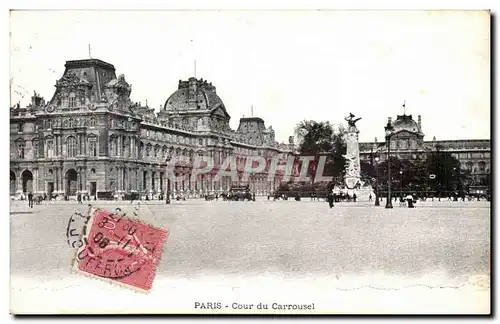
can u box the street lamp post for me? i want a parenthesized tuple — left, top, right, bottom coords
(165, 157, 171, 204)
(384, 121, 394, 209)
(375, 155, 380, 206)
(399, 170, 403, 199)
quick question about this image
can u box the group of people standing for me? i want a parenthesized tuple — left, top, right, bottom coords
(326, 191, 358, 208)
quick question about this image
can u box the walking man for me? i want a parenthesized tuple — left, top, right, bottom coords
(327, 190, 334, 208)
(28, 192, 33, 208)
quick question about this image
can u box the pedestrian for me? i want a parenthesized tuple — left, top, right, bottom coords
(28, 192, 33, 208)
(77, 193, 82, 204)
(327, 190, 334, 208)
(406, 194, 415, 208)
(353, 193, 357, 202)
(369, 194, 372, 201)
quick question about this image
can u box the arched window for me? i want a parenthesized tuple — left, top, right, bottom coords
(66, 136, 77, 157)
(466, 162, 474, 172)
(68, 93, 76, 108)
(478, 161, 486, 173)
(68, 118, 74, 128)
(17, 140, 25, 159)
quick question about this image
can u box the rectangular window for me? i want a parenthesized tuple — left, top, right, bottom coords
(17, 142, 25, 159)
(69, 97, 76, 108)
(46, 140, 54, 158)
(89, 140, 97, 157)
(33, 141, 39, 158)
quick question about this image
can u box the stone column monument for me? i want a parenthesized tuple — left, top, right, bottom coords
(343, 113, 362, 190)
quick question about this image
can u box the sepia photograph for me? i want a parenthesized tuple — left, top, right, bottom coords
(8, 9, 491, 315)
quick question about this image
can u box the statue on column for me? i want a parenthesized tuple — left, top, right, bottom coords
(345, 113, 362, 131)
(343, 113, 362, 190)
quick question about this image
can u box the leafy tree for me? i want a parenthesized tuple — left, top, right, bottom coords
(421, 147, 464, 194)
(294, 120, 346, 184)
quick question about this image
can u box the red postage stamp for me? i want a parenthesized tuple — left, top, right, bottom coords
(73, 207, 169, 293)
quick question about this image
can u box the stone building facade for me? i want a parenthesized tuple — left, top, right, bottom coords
(9, 59, 295, 198)
(359, 114, 491, 187)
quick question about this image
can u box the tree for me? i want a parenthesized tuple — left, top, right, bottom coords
(294, 120, 347, 184)
(412, 147, 466, 195)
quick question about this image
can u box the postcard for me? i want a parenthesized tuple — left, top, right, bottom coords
(9, 9, 490, 315)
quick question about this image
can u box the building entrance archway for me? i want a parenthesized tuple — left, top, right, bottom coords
(65, 169, 78, 196)
(21, 170, 33, 194)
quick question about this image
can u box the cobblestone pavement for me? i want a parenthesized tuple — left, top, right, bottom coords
(11, 198, 490, 282)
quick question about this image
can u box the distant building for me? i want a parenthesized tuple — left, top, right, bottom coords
(9, 58, 295, 198)
(359, 114, 491, 187)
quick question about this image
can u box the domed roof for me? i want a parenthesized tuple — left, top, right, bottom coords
(392, 114, 421, 134)
(163, 77, 226, 113)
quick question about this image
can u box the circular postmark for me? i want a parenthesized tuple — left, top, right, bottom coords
(66, 206, 92, 249)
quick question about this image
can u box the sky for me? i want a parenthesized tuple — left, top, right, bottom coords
(9, 10, 490, 143)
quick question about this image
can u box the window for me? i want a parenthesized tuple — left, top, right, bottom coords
(478, 161, 486, 173)
(46, 139, 54, 157)
(32, 140, 39, 158)
(66, 136, 77, 157)
(199, 138, 203, 146)
(18, 122, 24, 133)
(122, 136, 127, 154)
(68, 93, 76, 108)
(46, 119, 52, 129)
(88, 139, 97, 157)
(89, 117, 96, 127)
(68, 118, 74, 128)
(17, 141, 25, 159)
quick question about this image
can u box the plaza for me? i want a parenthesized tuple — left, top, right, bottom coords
(10, 199, 490, 313)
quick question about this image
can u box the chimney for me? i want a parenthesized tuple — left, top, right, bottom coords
(388, 117, 392, 124)
(418, 115, 422, 130)
(31, 91, 43, 107)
